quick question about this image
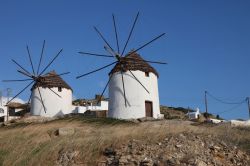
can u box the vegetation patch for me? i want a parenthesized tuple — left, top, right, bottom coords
(53, 114, 135, 126)
(0, 150, 9, 165)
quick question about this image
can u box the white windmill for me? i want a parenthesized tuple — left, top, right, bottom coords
(3, 40, 71, 117)
(77, 12, 167, 119)
(31, 70, 73, 117)
(108, 51, 161, 119)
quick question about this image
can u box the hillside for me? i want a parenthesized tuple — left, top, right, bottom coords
(160, 106, 222, 121)
(0, 115, 249, 166)
(160, 106, 194, 120)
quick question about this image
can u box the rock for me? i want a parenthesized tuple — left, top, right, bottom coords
(187, 158, 196, 165)
(119, 156, 128, 163)
(129, 119, 140, 123)
(57, 149, 79, 166)
(175, 144, 182, 148)
(209, 145, 221, 151)
(179, 133, 186, 139)
(201, 142, 205, 147)
(58, 127, 75, 136)
(230, 158, 236, 164)
(213, 145, 221, 150)
(107, 157, 119, 166)
(103, 147, 116, 156)
(102, 135, 250, 166)
(140, 157, 153, 166)
(136, 151, 143, 155)
(220, 141, 227, 147)
(165, 158, 177, 166)
(195, 160, 207, 166)
(137, 117, 155, 122)
(97, 161, 106, 166)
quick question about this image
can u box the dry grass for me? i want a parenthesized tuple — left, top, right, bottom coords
(0, 117, 249, 165)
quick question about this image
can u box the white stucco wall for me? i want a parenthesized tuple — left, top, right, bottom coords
(108, 70, 160, 119)
(73, 100, 108, 115)
(87, 101, 109, 111)
(31, 87, 73, 117)
(208, 118, 226, 124)
(73, 106, 87, 114)
(230, 120, 250, 127)
(187, 111, 200, 119)
(0, 106, 7, 117)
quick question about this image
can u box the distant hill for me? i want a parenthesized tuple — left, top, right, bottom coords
(160, 105, 224, 120)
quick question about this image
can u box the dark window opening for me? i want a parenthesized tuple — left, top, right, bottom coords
(58, 87, 62, 92)
(9, 108, 15, 116)
(145, 72, 149, 77)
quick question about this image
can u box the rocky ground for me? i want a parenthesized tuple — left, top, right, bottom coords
(102, 132, 250, 166)
(0, 116, 249, 166)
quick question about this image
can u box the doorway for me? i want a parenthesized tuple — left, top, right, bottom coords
(145, 101, 153, 117)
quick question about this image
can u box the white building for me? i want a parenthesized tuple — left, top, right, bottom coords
(31, 71, 73, 117)
(187, 108, 201, 120)
(73, 95, 108, 115)
(0, 97, 25, 122)
(209, 118, 227, 124)
(0, 106, 7, 122)
(108, 52, 162, 119)
(229, 120, 250, 127)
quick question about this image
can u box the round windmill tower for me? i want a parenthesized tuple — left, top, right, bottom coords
(2, 40, 71, 118)
(108, 51, 161, 119)
(76, 13, 166, 119)
(31, 71, 73, 117)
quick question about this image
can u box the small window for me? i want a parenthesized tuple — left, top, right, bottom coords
(0, 108, 4, 113)
(58, 87, 62, 92)
(145, 72, 149, 77)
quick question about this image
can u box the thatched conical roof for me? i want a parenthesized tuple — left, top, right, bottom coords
(32, 71, 72, 91)
(109, 51, 159, 77)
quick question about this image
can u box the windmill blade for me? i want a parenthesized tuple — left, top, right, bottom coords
(37, 87, 46, 113)
(48, 87, 61, 98)
(18, 70, 33, 78)
(124, 57, 167, 64)
(6, 81, 34, 105)
(26, 45, 36, 75)
(112, 14, 120, 54)
(54, 71, 70, 77)
(121, 12, 139, 56)
(76, 61, 117, 79)
(127, 33, 165, 56)
(37, 40, 46, 75)
(121, 71, 127, 107)
(39, 49, 63, 76)
(93, 26, 114, 52)
(97, 73, 114, 104)
(128, 70, 149, 94)
(2, 78, 33, 82)
(78, 52, 113, 58)
(12, 59, 31, 76)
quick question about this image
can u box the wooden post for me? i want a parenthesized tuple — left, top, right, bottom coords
(6, 107, 9, 122)
(247, 97, 250, 120)
(205, 91, 208, 119)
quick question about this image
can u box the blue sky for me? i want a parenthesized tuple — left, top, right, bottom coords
(0, 0, 249, 120)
